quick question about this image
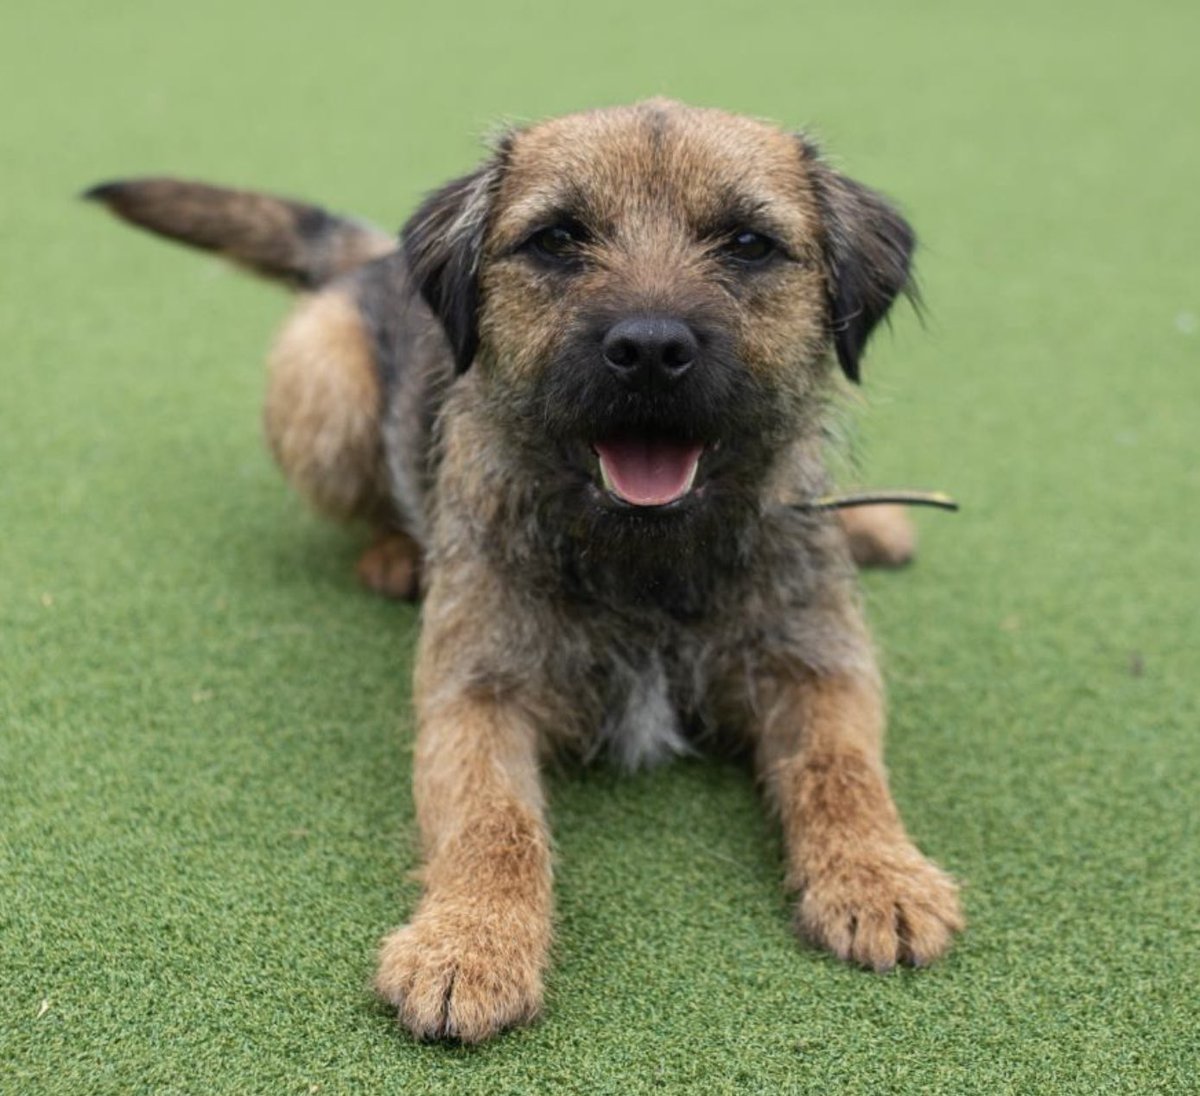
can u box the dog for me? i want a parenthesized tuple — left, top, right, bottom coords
(88, 98, 962, 1043)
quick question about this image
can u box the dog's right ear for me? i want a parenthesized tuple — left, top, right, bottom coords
(401, 141, 510, 373)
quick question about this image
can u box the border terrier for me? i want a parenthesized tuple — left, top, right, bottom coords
(88, 98, 962, 1043)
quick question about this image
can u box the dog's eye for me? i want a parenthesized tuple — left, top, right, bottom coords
(721, 230, 776, 264)
(526, 222, 588, 263)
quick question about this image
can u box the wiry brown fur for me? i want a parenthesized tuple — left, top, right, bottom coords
(264, 289, 391, 523)
(90, 99, 962, 1044)
(85, 178, 394, 288)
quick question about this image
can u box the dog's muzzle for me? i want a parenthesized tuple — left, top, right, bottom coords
(589, 315, 705, 507)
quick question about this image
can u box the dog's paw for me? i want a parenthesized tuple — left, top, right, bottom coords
(356, 532, 422, 600)
(795, 841, 963, 971)
(374, 906, 546, 1043)
(838, 505, 917, 569)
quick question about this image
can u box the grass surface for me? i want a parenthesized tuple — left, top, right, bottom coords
(3, 1, 1199, 1092)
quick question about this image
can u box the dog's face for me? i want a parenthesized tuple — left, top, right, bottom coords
(404, 100, 914, 600)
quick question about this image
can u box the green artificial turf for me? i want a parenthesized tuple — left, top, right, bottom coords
(3, 1, 1198, 1092)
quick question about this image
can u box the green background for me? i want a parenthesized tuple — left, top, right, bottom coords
(3, 1, 1197, 1092)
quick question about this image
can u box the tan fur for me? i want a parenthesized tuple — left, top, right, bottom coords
(756, 671, 962, 969)
(355, 530, 423, 600)
(264, 289, 389, 523)
(387, 101, 958, 1037)
(838, 505, 918, 568)
(482, 102, 829, 396)
(92, 100, 962, 1045)
(375, 602, 553, 1041)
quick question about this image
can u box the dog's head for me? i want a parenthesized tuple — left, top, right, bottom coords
(404, 100, 915, 599)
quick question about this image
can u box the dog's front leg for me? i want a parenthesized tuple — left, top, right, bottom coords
(375, 676, 551, 1042)
(755, 666, 963, 970)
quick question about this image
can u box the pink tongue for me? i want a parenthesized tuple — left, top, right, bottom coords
(594, 438, 704, 506)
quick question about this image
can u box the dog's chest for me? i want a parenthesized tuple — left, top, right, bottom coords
(591, 646, 709, 770)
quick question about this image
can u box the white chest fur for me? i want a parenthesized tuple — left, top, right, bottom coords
(593, 653, 693, 770)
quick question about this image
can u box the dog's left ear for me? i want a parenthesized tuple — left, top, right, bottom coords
(402, 139, 511, 373)
(802, 141, 918, 383)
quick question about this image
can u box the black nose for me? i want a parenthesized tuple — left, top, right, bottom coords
(602, 315, 698, 391)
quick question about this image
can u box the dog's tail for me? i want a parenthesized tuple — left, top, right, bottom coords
(83, 177, 395, 290)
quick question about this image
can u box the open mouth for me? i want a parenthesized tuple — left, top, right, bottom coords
(593, 436, 706, 508)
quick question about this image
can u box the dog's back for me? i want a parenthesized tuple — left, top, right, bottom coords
(87, 179, 452, 583)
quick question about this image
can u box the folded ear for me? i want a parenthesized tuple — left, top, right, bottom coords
(401, 141, 510, 373)
(804, 143, 918, 383)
